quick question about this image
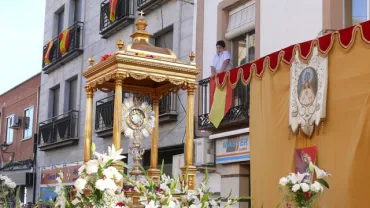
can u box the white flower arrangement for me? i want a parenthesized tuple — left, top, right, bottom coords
(0, 174, 22, 207)
(49, 145, 249, 208)
(279, 165, 331, 208)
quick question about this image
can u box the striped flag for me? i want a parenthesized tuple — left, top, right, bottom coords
(44, 40, 54, 64)
(59, 28, 70, 55)
(110, 0, 118, 22)
(209, 77, 232, 128)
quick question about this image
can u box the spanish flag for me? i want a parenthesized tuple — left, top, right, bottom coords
(44, 40, 54, 64)
(209, 77, 232, 128)
(110, 0, 118, 22)
(59, 28, 70, 55)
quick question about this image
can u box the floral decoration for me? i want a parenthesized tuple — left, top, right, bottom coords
(48, 144, 249, 208)
(279, 165, 331, 208)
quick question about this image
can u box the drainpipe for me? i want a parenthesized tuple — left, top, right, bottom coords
(0, 103, 5, 168)
(32, 85, 40, 204)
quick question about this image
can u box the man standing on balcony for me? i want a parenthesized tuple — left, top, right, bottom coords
(209, 40, 233, 128)
(211, 40, 233, 78)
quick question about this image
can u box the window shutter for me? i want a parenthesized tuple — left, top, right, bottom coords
(225, 2, 256, 40)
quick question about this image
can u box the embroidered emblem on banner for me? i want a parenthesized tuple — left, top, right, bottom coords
(289, 47, 328, 137)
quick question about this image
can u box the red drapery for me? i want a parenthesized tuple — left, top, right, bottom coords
(215, 20, 370, 88)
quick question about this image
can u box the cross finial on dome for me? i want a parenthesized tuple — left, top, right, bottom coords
(139, 10, 145, 17)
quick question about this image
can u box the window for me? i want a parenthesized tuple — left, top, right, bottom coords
(5, 115, 14, 144)
(51, 86, 60, 117)
(73, 0, 82, 23)
(68, 79, 78, 111)
(352, 0, 369, 24)
(143, 146, 184, 177)
(231, 32, 254, 106)
(57, 9, 65, 34)
(154, 28, 174, 50)
(231, 31, 255, 67)
(23, 106, 34, 139)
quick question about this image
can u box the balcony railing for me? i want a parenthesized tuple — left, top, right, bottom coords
(198, 78, 250, 130)
(137, 0, 170, 13)
(42, 22, 83, 74)
(95, 92, 177, 135)
(100, 0, 134, 38)
(38, 111, 79, 151)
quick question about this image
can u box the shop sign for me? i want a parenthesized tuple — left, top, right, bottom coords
(216, 134, 250, 164)
(41, 165, 81, 185)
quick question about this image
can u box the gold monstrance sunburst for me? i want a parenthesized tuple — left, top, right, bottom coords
(122, 96, 155, 179)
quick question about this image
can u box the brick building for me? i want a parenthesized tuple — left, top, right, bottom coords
(0, 73, 41, 204)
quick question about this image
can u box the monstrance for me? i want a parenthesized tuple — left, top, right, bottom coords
(122, 96, 155, 181)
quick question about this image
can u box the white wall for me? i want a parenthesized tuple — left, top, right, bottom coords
(202, 0, 223, 79)
(260, 0, 323, 56)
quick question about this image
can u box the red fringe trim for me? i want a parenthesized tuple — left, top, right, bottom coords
(215, 20, 370, 88)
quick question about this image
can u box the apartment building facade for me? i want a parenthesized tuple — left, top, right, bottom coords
(0, 73, 41, 204)
(193, 0, 367, 207)
(36, 0, 195, 200)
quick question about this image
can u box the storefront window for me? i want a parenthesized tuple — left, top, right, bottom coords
(40, 186, 73, 203)
(40, 187, 58, 203)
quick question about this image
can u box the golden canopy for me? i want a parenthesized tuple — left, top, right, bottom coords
(82, 14, 200, 190)
(83, 14, 199, 97)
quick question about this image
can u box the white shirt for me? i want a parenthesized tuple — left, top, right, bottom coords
(212, 50, 233, 73)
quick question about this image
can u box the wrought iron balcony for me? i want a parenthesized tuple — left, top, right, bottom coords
(100, 0, 134, 38)
(38, 111, 79, 151)
(158, 92, 178, 122)
(137, 0, 170, 14)
(42, 22, 83, 74)
(198, 78, 250, 131)
(95, 92, 177, 136)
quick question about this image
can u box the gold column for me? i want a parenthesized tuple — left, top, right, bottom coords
(181, 86, 197, 191)
(148, 97, 160, 183)
(113, 77, 124, 150)
(84, 87, 94, 162)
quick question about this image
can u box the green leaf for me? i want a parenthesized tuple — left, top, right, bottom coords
(103, 159, 114, 168)
(113, 161, 130, 169)
(92, 142, 96, 153)
(316, 178, 330, 189)
(160, 159, 165, 176)
(15, 187, 21, 208)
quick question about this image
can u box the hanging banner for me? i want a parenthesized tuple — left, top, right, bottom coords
(109, 0, 118, 22)
(59, 28, 71, 55)
(43, 40, 54, 64)
(289, 47, 328, 137)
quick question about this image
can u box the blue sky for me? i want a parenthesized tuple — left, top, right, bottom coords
(0, 0, 45, 94)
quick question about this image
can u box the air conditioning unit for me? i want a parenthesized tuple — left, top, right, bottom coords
(194, 138, 215, 166)
(9, 115, 21, 129)
(24, 116, 30, 129)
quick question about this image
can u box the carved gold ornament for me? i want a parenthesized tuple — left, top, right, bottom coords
(122, 96, 155, 140)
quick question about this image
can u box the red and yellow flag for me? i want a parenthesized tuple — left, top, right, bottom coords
(110, 0, 118, 22)
(59, 28, 70, 55)
(209, 77, 232, 128)
(44, 40, 54, 64)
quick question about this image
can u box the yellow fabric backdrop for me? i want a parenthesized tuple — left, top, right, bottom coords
(250, 33, 370, 207)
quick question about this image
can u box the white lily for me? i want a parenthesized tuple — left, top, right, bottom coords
(145, 201, 159, 208)
(85, 159, 99, 174)
(296, 172, 309, 183)
(313, 165, 331, 179)
(108, 145, 126, 162)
